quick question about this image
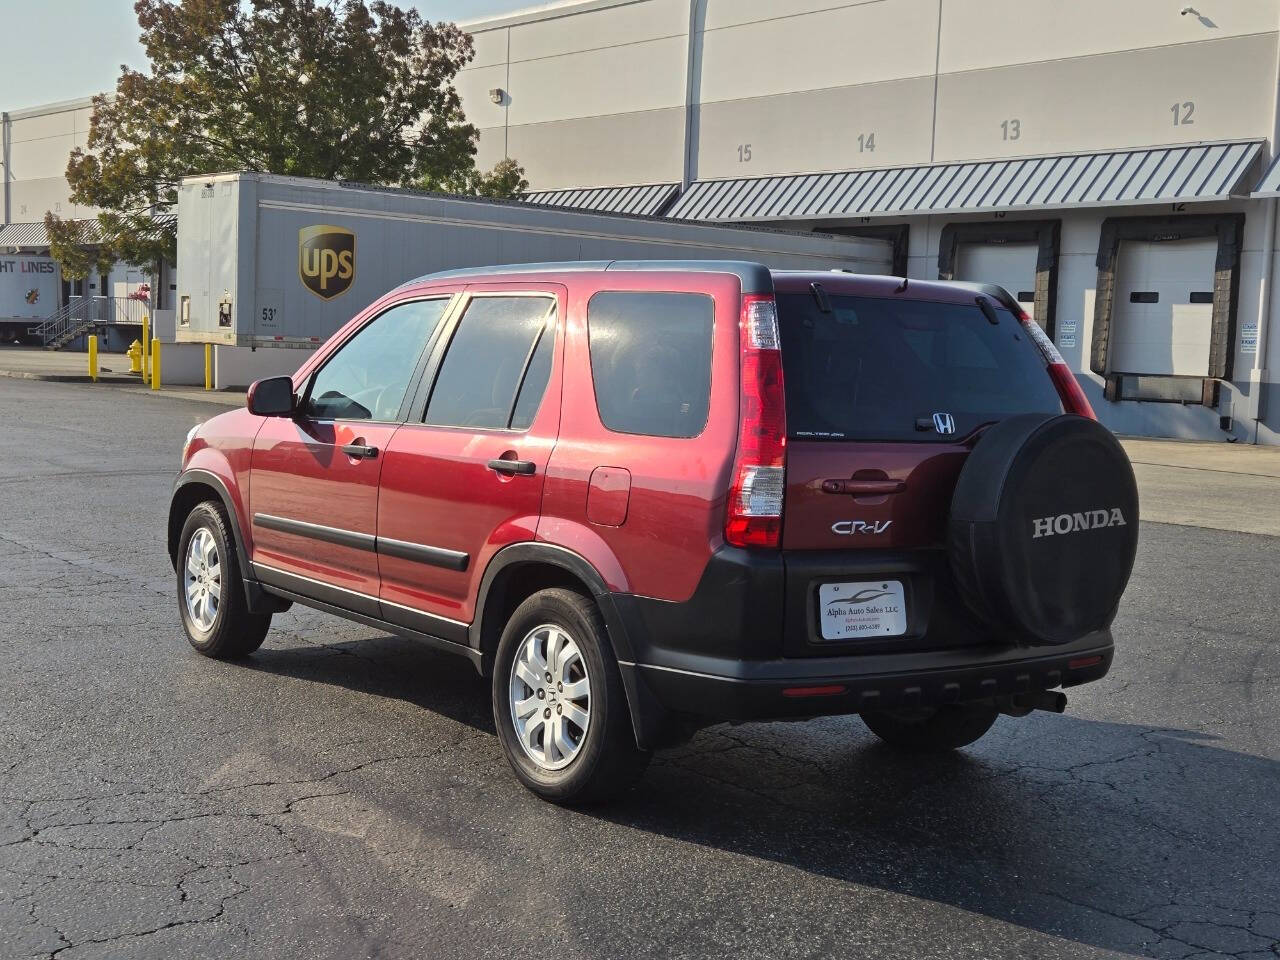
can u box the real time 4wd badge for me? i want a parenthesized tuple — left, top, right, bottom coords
(298, 225, 355, 300)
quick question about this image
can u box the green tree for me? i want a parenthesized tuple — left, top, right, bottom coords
(43, 215, 112, 281)
(53, 0, 526, 270)
(421, 157, 530, 199)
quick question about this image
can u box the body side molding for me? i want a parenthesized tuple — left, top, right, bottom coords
(253, 513, 376, 552)
(252, 513, 470, 571)
(377, 536, 469, 571)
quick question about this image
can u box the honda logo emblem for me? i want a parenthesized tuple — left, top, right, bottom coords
(932, 412, 956, 435)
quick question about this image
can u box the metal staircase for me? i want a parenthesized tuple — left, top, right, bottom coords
(28, 297, 147, 350)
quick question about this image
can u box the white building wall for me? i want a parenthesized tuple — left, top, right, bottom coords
(462, 0, 1280, 187)
(2, 98, 98, 224)
(458, 0, 690, 189)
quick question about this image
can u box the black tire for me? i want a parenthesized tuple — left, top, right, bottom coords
(860, 703, 1000, 752)
(176, 501, 271, 659)
(492, 588, 650, 804)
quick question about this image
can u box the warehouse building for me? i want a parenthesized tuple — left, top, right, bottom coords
(0, 97, 157, 348)
(458, 0, 1280, 443)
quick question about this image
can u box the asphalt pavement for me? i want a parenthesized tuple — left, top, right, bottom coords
(1, 378, 1277, 960)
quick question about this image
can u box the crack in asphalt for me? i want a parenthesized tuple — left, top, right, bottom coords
(1045, 892, 1280, 959)
(1, 740, 490, 958)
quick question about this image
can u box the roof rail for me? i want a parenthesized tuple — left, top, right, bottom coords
(400, 260, 775, 294)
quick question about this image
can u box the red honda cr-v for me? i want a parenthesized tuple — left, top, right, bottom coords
(169, 261, 1139, 803)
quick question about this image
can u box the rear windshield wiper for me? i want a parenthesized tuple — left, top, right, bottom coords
(975, 296, 1001, 325)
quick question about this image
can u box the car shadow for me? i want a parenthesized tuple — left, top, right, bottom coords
(242, 630, 496, 736)
(239, 632, 1279, 958)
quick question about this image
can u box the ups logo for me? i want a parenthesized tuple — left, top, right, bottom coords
(299, 225, 355, 300)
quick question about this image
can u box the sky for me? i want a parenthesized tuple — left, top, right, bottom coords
(0, 0, 536, 112)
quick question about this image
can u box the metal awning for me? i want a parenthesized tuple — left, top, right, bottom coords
(0, 215, 174, 250)
(1252, 151, 1280, 198)
(0, 221, 59, 248)
(523, 182, 680, 217)
(0, 219, 106, 249)
(668, 141, 1262, 222)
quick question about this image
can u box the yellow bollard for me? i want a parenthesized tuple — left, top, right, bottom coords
(151, 338, 161, 391)
(127, 339, 142, 374)
(204, 343, 213, 391)
(87, 335, 98, 383)
(141, 315, 150, 385)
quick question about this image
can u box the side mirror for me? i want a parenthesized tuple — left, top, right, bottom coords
(246, 376, 296, 417)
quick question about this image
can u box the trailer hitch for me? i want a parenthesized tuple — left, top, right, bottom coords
(999, 690, 1068, 717)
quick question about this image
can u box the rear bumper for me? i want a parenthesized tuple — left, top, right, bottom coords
(619, 633, 1112, 724)
(603, 545, 1116, 744)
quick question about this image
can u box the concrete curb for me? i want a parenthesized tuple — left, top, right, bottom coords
(0, 368, 141, 385)
(0, 368, 244, 405)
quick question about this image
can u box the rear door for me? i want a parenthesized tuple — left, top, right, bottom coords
(249, 296, 453, 612)
(776, 290, 1064, 553)
(374, 285, 563, 633)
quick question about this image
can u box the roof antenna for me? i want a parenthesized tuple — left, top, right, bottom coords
(895, 276, 909, 292)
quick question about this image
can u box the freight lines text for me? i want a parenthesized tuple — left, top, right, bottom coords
(0, 260, 56, 274)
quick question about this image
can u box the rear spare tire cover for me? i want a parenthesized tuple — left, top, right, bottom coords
(949, 414, 1139, 645)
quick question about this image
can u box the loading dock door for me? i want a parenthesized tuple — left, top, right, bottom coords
(954, 242, 1039, 321)
(825, 234, 894, 277)
(1109, 238, 1216, 376)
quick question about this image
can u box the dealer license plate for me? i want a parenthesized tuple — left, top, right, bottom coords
(818, 580, 907, 640)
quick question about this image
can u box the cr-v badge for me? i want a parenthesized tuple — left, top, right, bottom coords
(832, 520, 893, 535)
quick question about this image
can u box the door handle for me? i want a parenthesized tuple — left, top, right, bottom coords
(487, 458, 536, 476)
(820, 478, 905, 496)
(342, 443, 379, 460)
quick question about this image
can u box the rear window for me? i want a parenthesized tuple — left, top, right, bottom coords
(776, 293, 1062, 442)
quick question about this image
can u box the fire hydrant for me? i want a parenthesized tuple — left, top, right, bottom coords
(127, 339, 143, 375)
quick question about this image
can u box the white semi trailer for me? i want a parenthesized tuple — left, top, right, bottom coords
(0, 254, 59, 342)
(174, 172, 891, 386)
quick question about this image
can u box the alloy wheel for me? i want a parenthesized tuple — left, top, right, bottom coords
(508, 624, 592, 771)
(184, 528, 221, 632)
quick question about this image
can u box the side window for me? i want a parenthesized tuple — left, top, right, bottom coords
(425, 296, 555, 430)
(587, 291, 713, 438)
(306, 298, 451, 421)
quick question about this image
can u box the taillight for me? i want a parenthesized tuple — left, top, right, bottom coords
(1017, 310, 1096, 420)
(726, 295, 787, 548)
(1046, 363, 1096, 419)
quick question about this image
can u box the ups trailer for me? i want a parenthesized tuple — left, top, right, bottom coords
(174, 172, 893, 353)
